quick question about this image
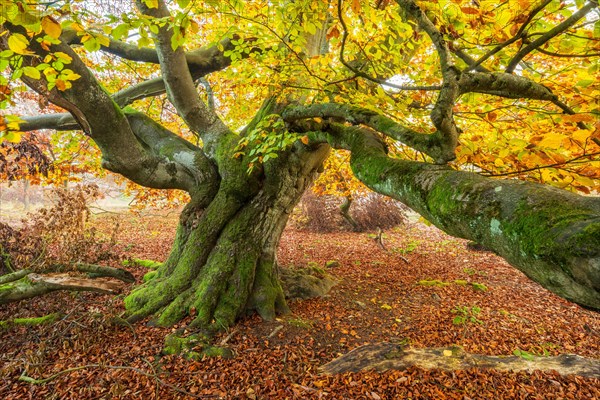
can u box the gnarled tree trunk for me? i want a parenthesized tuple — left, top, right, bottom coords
(124, 143, 330, 329)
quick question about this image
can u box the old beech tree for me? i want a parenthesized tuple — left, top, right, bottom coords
(1, 0, 599, 331)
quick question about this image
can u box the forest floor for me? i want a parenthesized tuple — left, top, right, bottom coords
(1, 211, 599, 399)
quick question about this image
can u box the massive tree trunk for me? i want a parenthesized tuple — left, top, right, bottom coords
(124, 142, 330, 329)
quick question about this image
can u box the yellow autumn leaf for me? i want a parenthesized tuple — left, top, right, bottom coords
(96, 35, 110, 47)
(53, 52, 73, 63)
(538, 134, 565, 149)
(4, 130, 22, 143)
(8, 33, 32, 55)
(41, 16, 62, 39)
(443, 349, 453, 357)
(70, 22, 85, 32)
(572, 129, 591, 144)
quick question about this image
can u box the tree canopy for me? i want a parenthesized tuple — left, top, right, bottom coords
(1, 0, 599, 333)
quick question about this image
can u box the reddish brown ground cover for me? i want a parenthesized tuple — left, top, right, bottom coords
(1, 212, 599, 399)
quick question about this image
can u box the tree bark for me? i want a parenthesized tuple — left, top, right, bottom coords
(340, 196, 359, 231)
(124, 143, 330, 330)
(348, 135, 600, 310)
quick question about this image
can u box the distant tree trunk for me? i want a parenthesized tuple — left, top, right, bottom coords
(22, 179, 30, 211)
(340, 196, 359, 231)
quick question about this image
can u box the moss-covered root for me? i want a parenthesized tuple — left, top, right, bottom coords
(125, 235, 272, 330)
(248, 258, 290, 321)
(0, 312, 62, 330)
(162, 332, 234, 360)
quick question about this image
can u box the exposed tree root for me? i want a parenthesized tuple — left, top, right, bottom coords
(0, 312, 62, 329)
(72, 263, 135, 282)
(320, 343, 600, 378)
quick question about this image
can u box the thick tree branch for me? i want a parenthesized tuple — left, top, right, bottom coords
(64, 28, 238, 74)
(396, 0, 460, 162)
(125, 111, 219, 202)
(506, 1, 599, 73)
(136, 0, 231, 159)
(282, 103, 449, 162)
(321, 343, 600, 377)
(395, 0, 452, 71)
(458, 72, 557, 100)
(0, 272, 124, 304)
(2, 24, 147, 170)
(2, 24, 217, 194)
(305, 123, 600, 310)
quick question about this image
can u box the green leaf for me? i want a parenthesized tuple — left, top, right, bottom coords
(4, 130, 22, 143)
(144, 0, 159, 8)
(576, 79, 594, 88)
(112, 23, 130, 40)
(83, 37, 100, 52)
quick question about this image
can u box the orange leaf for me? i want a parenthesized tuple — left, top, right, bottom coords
(461, 7, 479, 15)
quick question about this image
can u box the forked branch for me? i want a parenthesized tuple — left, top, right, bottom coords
(505, 1, 599, 73)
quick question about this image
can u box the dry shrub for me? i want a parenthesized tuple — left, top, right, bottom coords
(292, 191, 344, 233)
(292, 191, 407, 233)
(0, 222, 40, 274)
(350, 193, 407, 232)
(0, 184, 123, 273)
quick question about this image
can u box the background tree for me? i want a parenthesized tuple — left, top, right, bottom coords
(1, 0, 599, 337)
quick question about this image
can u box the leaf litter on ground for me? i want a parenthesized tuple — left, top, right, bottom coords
(0, 211, 598, 399)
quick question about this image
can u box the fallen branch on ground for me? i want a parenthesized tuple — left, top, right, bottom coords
(320, 343, 600, 378)
(0, 266, 132, 304)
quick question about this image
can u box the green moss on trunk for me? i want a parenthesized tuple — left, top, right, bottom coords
(350, 151, 600, 310)
(124, 137, 330, 338)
